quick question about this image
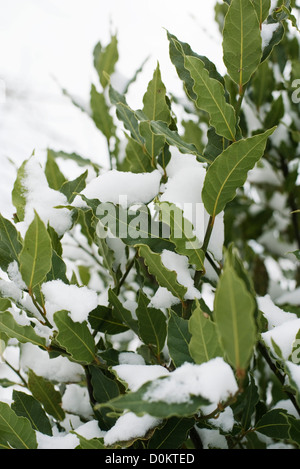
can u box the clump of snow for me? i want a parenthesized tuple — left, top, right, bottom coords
(0, 279, 23, 303)
(257, 294, 297, 329)
(142, 358, 238, 405)
(81, 169, 161, 206)
(160, 149, 224, 261)
(104, 411, 161, 446)
(205, 404, 234, 432)
(74, 420, 106, 440)
(112, 364, 170, 392)
(62, 384, 93, 419)
(118, 352, 146, 365)
(196, 427, 228, 449)
(7, 261, 27, 290)
(36, 431, 79, 449)
(276, 287, 300, 307)
(261, 22, 280, 49)
(286, 361, 300, 394)
(261, 319, 300, 359)
(150, 286, 180, 309)
(20, 343, 83, 382)
(41, 279, 98, 324)
(22, 157, 73, 236)
(161, 249, 200, 299)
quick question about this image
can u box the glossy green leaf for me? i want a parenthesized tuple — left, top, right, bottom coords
(136, 244, 187, 301)
(188, 302, 222, 365)
(88, 305, 129, 335)
(213, 263, 257, 373)
(19, 212, 52, 291)
(223, 0, 262, 89)
(148, 417, 195, 449)
(0, 401, 37, 449)
(167, 310, 193, 367)
(202, 127, 275, 217)
(12, 390, 52, 436)
(93, 35, 119, 88)
(0, 312, 47, 348)
(150, 120, 209, 164)
(45, 151, 66, 190)
(28, 370, 65, 421)
(60, 169, 88, 203)
(54, 310, 96, 364)
(136, 290, 167, 355)
(157, 201, 205, 272)
(184, 55, 236, 141)
(12, 159, 28, 222)
(251, 0, 271, 25)
(90, 84, 116, 140)
(255, 409, 290, 439)
(124, 134, 153, 173)
(143, 62, 171, 124)
(0, 214, 23, 270)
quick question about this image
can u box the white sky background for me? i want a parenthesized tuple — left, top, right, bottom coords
(0, 0, 222, 218)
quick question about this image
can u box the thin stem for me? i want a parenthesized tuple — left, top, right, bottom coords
(257, 342, 300, 417)
(202, 216, 215, 255)
(2, 359, 27, 387)
(116, 252, 138, 295)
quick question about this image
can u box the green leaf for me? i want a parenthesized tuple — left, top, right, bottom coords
(99, 378, 209, 418)
(143, 63, 171, 124)
(139, 121, 165, 167)
(213, 262, 257, 374)
(88, 305, 129, 335)
(136, 244, 187, 301)
(12, 159, 28, 222)
(123, 134, 153, 173)
(264, 95, 284, 128)
(167, 31, 225, 101)
(184, 55, 237, 141)
(45, 151, 66, 190)
(109, 86, 144, 145)
(157, 201, 205, 272)
(108, 289, 139, 334)
(233, 374, 259, 430)
(255, 409, 290, 439)
(0, 401, 37, 449)
(223, 0, 262, 89)
(148, 417, 195, 449)
(90, 84, 116, 140)
(252, 60, 275, 110)
(251, 0, 271, 25)
(93, 35, 119, 88)
(60, 170, 88, 203)
(202, 127, 275, 217)
(167, 310, 193, 367)
(204, 127, 227, 162)
(136, 290, 167, 355)
(19, 212, 52, 291)
(53, 310, 96, 364)
(75, 434, 105, 449)
(0, 312, 47, 348)
(12, 390, 52, 436)
(188, 302, 222, 365)
(0, 214, 23, 270)
(150, 120, 209, 164)
(89, 365, 120, 404)
(28, 370, 65, 421)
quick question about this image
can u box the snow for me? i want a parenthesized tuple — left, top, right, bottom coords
(160, 249, 200, 300)
(257, 294, 297, 329)
(118, 352, 146, 365)
(286, 361, 300, 393)
(160, 149, 224, 261)
(196, 427, 228, 449)
(20, 342, 83, 382)
(261, 23, 280, 49)
(205, 404, 234, 432)
(261, 319, 300, 359)
(0, 279, 23, 303)
(276, 287, 300, 306)
(22, 156, 73, 236)
(112, 364, 170, 392)
(142, 358, 238, 405)
(81, 169, 161, 207)
(150, 286, 181, 309)
(104, 411, 161, 446)
(41, 279, 98, 324)
(62, 384, 94, 419)
(7, 261, 27, 290)
(37, 432, 79, 450)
